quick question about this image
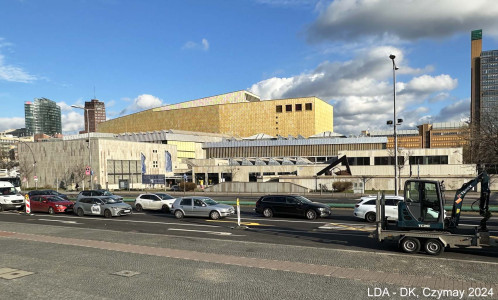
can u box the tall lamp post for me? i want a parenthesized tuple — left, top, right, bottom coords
(71, 105, 93, 190)
(389, 54, 400, 196)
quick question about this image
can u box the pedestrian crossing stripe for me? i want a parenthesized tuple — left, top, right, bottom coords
(319, 223, 375, 232)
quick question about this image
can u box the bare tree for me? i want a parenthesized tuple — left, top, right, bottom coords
(466, 104, 498, 172)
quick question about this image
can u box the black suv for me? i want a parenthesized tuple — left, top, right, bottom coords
(255, 195, 331, 220)
(28, 190, 69, 200)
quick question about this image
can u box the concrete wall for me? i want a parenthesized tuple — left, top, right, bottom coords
(205, 182, 309, 194)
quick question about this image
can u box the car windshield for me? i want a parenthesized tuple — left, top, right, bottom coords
(101, 191, 113, 196)
(202, 198, 218, 206)
(156, 193, 174, 200)
(48, 196, 66, 202)
(102, 197, 122, 204)
(0, 187, 16, 195)
(294, 196, 312, 203)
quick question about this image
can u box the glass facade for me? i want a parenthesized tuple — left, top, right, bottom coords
(24, 98, 62, 135)
(480, 50, 498, 118)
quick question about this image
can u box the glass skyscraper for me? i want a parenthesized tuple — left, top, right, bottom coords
(24, 98, 62, 135)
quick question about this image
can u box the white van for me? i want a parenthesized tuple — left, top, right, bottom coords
(0, 181, 25, 211)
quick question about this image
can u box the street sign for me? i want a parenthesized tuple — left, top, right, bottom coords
(183, 173, 187, 181)
(85, 166, 90, 176)
(33, 175, 38, 182)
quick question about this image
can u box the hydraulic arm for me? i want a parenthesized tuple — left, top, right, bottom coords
(447, 172, 491, 230)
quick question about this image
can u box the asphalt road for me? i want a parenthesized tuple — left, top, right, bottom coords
(0, 205, 497, 299)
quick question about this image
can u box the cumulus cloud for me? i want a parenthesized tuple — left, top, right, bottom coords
(307, 0, 498, 43)
(182, 38, 210, 51)
(249, 46, 459, 135)
(57, 101, 75, 112)
(0, 117, 24, 131)
(119, 94, 163, 116)
(61, 111, 85, 134)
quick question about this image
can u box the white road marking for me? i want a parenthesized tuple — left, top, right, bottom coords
(167, 228, 244, 236)
(37, 219, 81, 224)
(44, 215, 219, 227)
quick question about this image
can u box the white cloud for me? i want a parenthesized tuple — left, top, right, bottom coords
(0, 53, 37, 83)
(56, 101, 74, 112)
(307, 0, 498, 43)
(0, 117, 24, 131)
(182, 38, 210, 51)
(120, 94, 163, 116)
(249, 46, 458, 135)
(61, 111, 84, 134)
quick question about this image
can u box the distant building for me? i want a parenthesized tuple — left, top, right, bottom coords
(471, 29, 498, 127)
(24, 98, 62, 136)
(362, 122, 468, 149)
(97, 91, 334, 138)
(80, 99, 106, 133)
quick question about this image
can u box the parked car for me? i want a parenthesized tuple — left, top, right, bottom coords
(74, 197, 132, 218)
(0, 181, 25, 211)
(171, 196, 234, 220)
(170, 185, 180, 192)
(29, 195, 74, 214)
(77, 190, 123, 202)
(353, 195, 404, 223)
(255, 195, 331, 220)
(134, 193, 176, 212)
(353, 195, 445, 223)
(28, 189, 69, 200)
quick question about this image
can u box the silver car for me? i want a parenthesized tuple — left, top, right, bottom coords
(171, 196, 234, 220)
(74, 197, 132, 218)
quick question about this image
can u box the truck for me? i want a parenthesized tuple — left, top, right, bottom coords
(370, 172, 495, 255)
(0, 181, 25, 212)
(0, 169, 22, 193)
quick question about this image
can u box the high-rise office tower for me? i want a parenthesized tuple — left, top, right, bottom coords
(471, 29, 498, 127)
(80, 99, 106, 133)
(24, 98, 62, 136)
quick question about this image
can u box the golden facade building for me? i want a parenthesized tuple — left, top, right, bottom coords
(97, 91, 333, 137)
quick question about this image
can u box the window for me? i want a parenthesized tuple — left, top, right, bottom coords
(180, 198, 192, 206)
(194, 199, 203, 206)
(295, 104, 302, 111)
(153, 150, 157, 153)
(286, 104, 292, 112)
(305, 103, 312, 110)
(276, 105, 282, 113)
(153, 161, 158, 168)
(286, 197, 299, 204)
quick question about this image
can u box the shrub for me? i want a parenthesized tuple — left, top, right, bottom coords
(332, 181, 353, 192)
(179, 181, 197, 191)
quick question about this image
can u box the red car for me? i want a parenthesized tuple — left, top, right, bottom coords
(29, 195, 74, 214)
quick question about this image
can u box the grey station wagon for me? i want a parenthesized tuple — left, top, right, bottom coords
(171, 196, 234, 220)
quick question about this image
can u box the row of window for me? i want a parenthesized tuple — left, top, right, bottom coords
(345, 155, 449, 166)
(276, 103, 312, 113)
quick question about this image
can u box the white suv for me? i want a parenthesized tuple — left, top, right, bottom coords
(134, 193, 176, 213)
(353, 195, 404, 223)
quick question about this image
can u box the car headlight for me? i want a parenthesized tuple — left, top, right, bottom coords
(317, 207, 326, 211)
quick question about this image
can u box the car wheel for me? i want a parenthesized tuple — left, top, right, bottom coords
(104, 209, 112, 218)
(210, 210, 220, 220)
(48, 207, 54, 215)
(161, 205, 170, 213)
(365, 212, 376, 223)
(76, 208, 84, 217)
(135, 203, 143, 212)
(400, 237, 421, 254)
(424, 239, 444, 256)
(174, 210, 184, 219)
(262, 207, 273, 218)
(306, 209, 317, 220)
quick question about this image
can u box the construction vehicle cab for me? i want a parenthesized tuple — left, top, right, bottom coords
(397, 179, 446, 230)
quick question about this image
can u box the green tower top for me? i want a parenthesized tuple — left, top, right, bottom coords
(471, 29, 482, 41)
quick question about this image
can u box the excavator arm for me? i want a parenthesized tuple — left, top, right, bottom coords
(447, 172, 491, 230)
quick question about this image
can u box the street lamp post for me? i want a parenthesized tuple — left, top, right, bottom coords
(389, 54, 399, 196)
(71, 105, 93, 190)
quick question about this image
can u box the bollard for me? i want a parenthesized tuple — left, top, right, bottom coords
(237, 198, 241, 227)
(24, 194, 31, 214)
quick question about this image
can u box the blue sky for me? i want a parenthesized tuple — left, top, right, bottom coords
(1, 0, 498, 136)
